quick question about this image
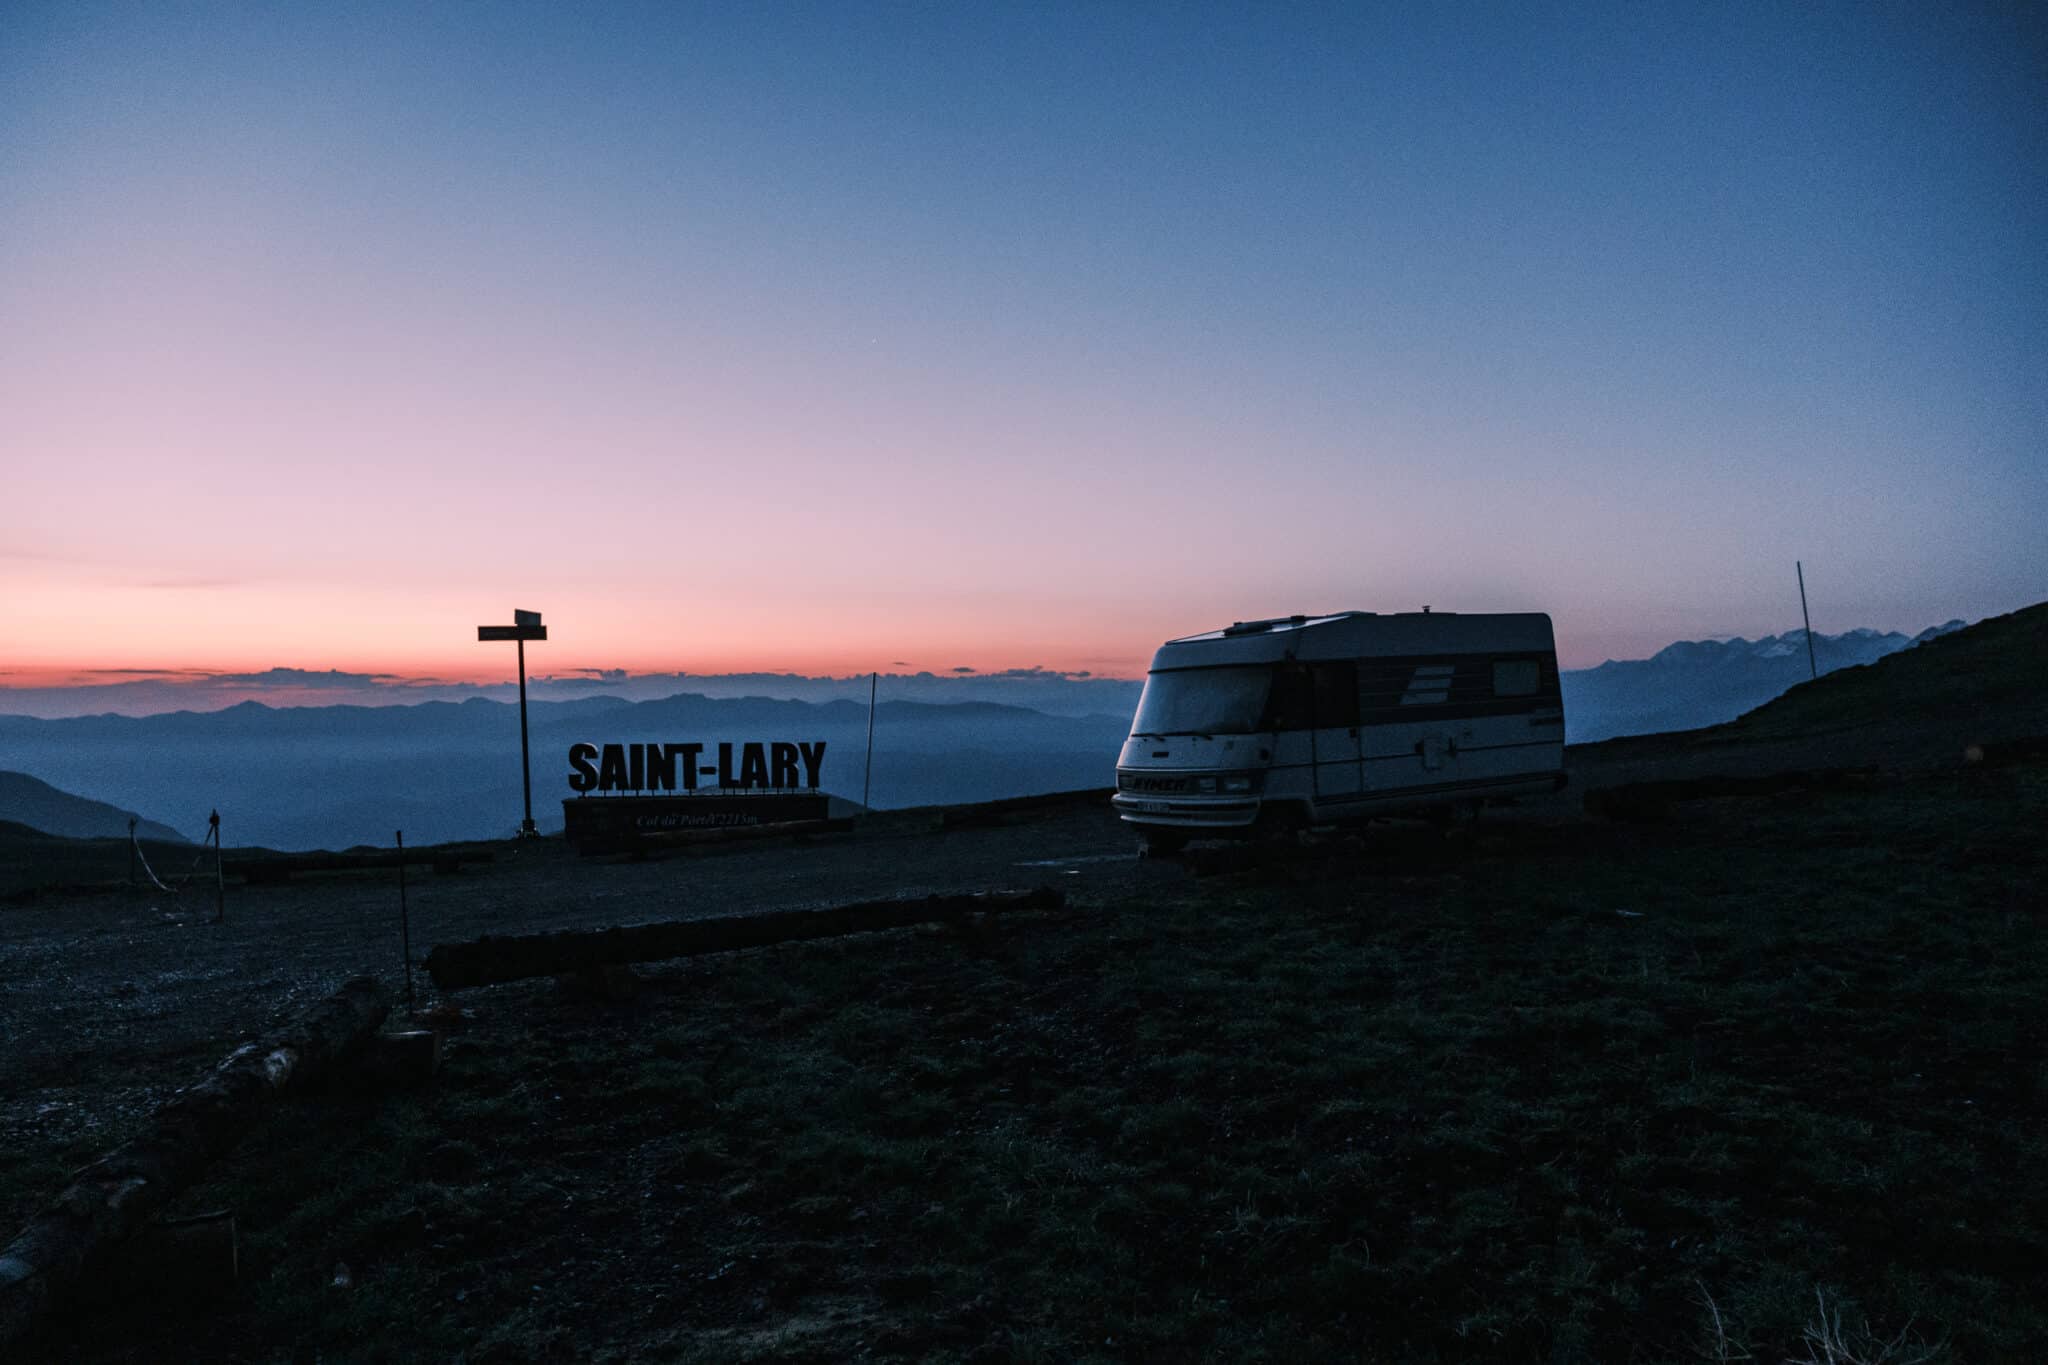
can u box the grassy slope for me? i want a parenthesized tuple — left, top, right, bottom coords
(1574, 600, 2048, 765)
(19, 761, 2045, 1363)
(0, 820, 203, 899)
(1728, 601, 2046, 740)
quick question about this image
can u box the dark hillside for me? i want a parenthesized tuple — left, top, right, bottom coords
(0, 771, 190, 843)
(1720, 600, 2046, 743)
(1570, 601, 2048, 786)
(1560, 618, 1965, 742)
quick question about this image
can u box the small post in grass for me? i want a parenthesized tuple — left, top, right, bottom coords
(128, 817, 138, 885)
(396, 830, 415, 1014)
(209, 810, 224, 924)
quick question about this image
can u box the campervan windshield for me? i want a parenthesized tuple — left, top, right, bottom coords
(1131, 666, 1271, 736)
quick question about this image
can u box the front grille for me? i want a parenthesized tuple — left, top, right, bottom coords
(1118, 772, 1193, 794)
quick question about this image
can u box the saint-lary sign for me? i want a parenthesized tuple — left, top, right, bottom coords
(566, 740, 827, 793)
(559, 740, 831, 848)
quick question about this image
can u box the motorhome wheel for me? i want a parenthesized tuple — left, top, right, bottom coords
(1253, 804, 1307, 846)
(1141, 828, 1191, 856)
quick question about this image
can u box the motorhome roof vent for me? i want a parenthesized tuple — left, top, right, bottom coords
(1224, 613, 1320, 636)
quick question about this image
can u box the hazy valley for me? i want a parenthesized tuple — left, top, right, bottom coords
(0, 619, 1982, 850)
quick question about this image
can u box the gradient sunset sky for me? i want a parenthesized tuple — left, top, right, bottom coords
(4, 2, 2042, 688)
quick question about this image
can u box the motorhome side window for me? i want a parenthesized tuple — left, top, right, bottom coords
(1312, 661, 1359, 727)
(1264, 665, 1314, 730)
(1493, 659, 1541, 696)
(1264, 662, 1357, 730)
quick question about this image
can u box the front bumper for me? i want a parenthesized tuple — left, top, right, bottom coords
(1111, 792, 1261, 828)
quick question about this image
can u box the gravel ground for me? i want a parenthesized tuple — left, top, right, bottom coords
(0, 802, 1154, 1178)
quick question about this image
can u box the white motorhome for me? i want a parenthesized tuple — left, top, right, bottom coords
(1113, 610, 1566, 852)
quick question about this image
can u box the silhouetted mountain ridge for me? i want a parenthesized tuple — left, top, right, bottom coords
(1716, 607, 2042, 744)
(1562, 620, 1967, 742)
(1572, 604, 2048, 777)
(0, 771, 190, 843)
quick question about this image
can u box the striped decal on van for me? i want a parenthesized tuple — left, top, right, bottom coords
(1359, 652, 1561, 724)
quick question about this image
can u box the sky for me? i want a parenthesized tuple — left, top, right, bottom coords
(3, 1, 2042, 693)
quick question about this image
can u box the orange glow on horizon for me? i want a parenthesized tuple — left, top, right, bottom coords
(0, 612, 1165, 689)
(0, 647, 1151, 692)
(5, 616, 1730, 689)
(0, 574, 1182, 688)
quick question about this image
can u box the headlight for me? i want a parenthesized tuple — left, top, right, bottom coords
(1194, 776, 1217, 794)
(1219, 774, 1254, 794)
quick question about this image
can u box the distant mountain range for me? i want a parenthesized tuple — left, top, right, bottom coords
(1573, 604, 2048, 780)
(0, 616, 1985, 851)
(0, 667, 1147, 721)
(0, 770, 190, 843)
(1560, 620, 1966, 742)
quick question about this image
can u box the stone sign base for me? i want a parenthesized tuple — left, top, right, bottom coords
(561, 793, 833, 850)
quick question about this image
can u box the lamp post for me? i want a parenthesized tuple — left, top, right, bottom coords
(477, 609, 547, 837)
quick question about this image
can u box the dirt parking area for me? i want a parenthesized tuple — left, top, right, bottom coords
(6, 752, 2045, 1360)
(0, 803, 1151, 1176)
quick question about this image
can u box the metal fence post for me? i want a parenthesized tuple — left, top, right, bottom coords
(397, 830, 415, 1013)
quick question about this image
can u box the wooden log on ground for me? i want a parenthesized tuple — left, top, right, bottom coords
(0, 976, 391, 1347)
(92, 1210, 239, 1307)
(556, 964, 641, 1001)
(226, 849, 494, 884)
(425, 888, 1065, 991)
(346, 1030, 442, 1089)
(1976, 734, 2048, 765)
(1582, 767, 1876, 821)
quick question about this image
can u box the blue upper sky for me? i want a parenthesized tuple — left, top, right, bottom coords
(2, 2, 2041, 678)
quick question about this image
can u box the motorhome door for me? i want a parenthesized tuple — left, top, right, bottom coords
(1358, 656, 1461, 794)
(1307, 661, 1362, 799)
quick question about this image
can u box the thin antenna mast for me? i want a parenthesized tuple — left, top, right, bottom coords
(1797, 561, 1818, 681)
(863, 671, 878, 810)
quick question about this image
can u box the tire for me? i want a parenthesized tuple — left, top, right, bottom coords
(1252, 804, 1306, 847)
(1141, 828, 1190, 856)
